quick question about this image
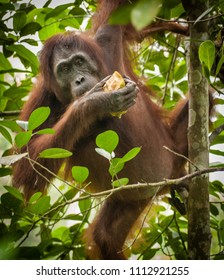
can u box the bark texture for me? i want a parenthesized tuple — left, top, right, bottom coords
(182, 0, 211, 259)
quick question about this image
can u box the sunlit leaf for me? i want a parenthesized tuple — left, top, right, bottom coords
(52, 226, 70, 242)
(36, 128, 55, 135)
(96, 130, 119, 153)
(39, 148, 72, 158)
(38, 18, 61, 41)
(199, 40, 215, 72)
(29, 192, 42, 203)
(79, 198, 92, 214)
(72, 166, 89, 184)
(15, 131, 32, 148)
(131, 0, 162, 31)
(109, 158, 124, 177)
(109, 3, 132, 25)
(28, 107, 51, 131)
(112, 178, 129, 188)
(45, 4, 71, 21)
(29, 196, 51, 215)
(120, 147, 141, 163)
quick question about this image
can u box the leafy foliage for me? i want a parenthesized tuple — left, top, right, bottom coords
(95, 130, 141, 186)
(0, 0, 224, 260)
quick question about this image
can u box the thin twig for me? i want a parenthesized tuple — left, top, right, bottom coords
(155, 13, 224, 24)
(162, 35, 181, 103)
(120, 186, 162, 255)
(163, 145, 199, 170)
(137, 215, 175, 259)
(42, 166, 224, 219)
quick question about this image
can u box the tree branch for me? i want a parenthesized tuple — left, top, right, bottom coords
(45, 166, 224, 217)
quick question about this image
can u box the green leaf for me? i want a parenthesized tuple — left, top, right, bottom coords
(45, 4, 71, 21)
(4, 186, 24, 202)
(13, 11, 27, 32)
(52, 226, 70, 242)
(0, 167, 11, 177)
(112, 178, 129, 188)
(7, 45, 39, 74)
(120, 147, 141, 163)
(1, 192, 23, 211)
(109, 158, 124, 177)
(209, 162, 224, 168)
(29, 196, 51, 215)
(142, 248, 158, 260)
(28, 107, 51, 130)
(210, 149, 224, 156)
(215, 54, 224, 77)
(0, 97, 8, 111)
(36, 128, 55, 135)
(60, 18, 80, 29)
(15, 131, 32, 148)
(64, 214, 83, 221)
(0, 52, 12, 70)
(210, 204, 219, 216)
(202, 64, 210, 81)
(38, 19, 61, 41)
(72, 166, 89, 184)
(220, 220, 224, 245)
(174, 64, 187, 81)
(39, 148, 72, 159)
(131, 0, 162, 31)
(20, 22, 42, 36)
(96, 130, 119, 153)
(109, 3, 132, 25)
(198, 40, 215, 72)
(20, 38, 38, 46)
(63, 188, 79, 200)
(79, 198, 92, 214)
(29, 192, 42, 203)
(0, 125, 12, 144)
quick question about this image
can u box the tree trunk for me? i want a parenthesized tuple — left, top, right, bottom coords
(182, 0, 211, 259)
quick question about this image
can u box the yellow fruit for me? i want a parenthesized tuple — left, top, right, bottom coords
(103, 71, 126, 118)
(103, 71, 125, 92)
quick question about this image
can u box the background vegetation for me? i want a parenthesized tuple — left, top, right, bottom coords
(0, 0, 224, 260)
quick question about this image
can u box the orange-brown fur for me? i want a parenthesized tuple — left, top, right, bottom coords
(13, 1, 191, 259)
